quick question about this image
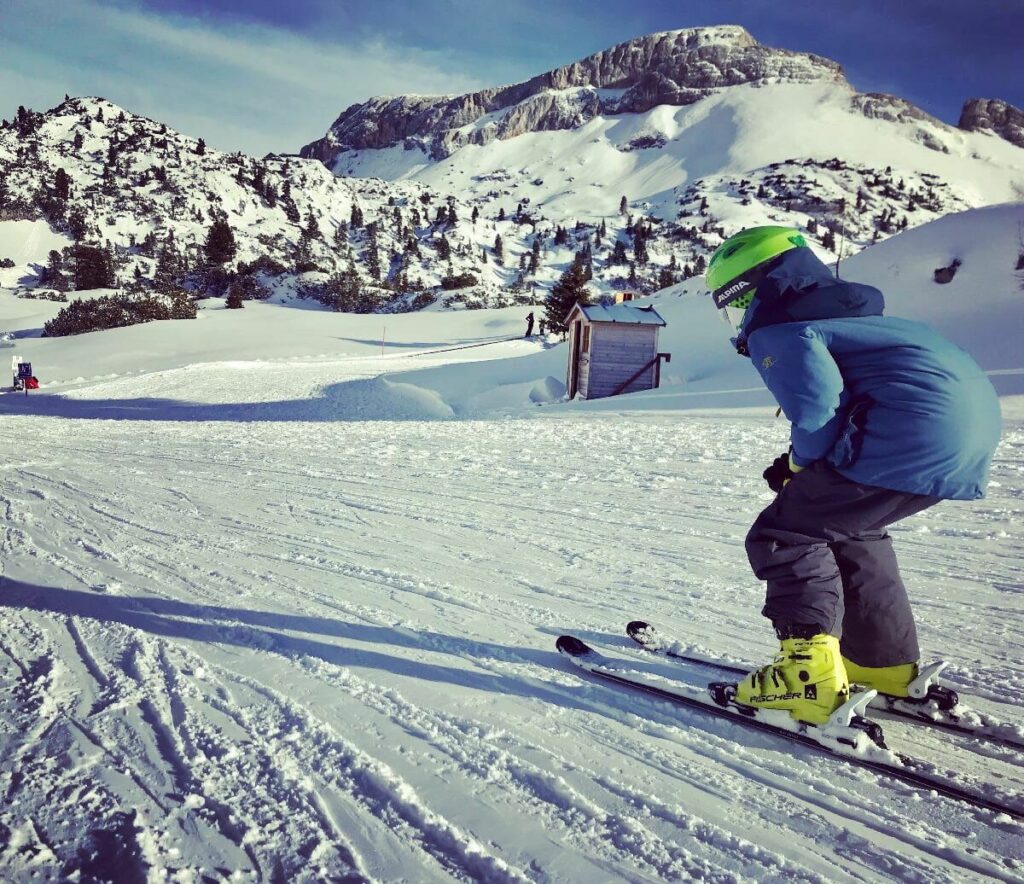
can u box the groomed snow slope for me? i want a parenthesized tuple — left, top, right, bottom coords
(0, 207, 1022, 880)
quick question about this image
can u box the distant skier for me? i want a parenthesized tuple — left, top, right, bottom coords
(525, 312, 535, 337)
(705, 226, 1001, 725)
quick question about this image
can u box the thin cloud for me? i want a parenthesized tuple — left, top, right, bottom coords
(0, 0, 484, 154)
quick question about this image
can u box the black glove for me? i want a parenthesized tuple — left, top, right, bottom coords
(762, 452, 793, 493)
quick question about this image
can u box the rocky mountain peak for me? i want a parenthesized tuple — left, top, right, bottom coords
(958, 98, 1024, 149)
(300, 26, 847, 163)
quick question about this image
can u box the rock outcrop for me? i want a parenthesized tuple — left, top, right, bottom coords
(850, 93, 952, 152)
(301, 26, 846, 162)
(958, 98, 1024, 149)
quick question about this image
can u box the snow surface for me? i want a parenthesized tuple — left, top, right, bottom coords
(0, 206, 1022, 880)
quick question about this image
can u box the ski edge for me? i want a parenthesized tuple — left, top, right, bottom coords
(557, 633, 1024, 822)
(625, 620, 1024, 751)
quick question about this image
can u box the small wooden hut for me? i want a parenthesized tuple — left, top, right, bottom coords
(564, 301, 668, 400)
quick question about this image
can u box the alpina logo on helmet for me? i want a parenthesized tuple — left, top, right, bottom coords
(712, 272, 759, 309)
(720, 280, 748, 299)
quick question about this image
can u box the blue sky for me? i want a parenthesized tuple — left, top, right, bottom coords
(2, 0, 1021, 155)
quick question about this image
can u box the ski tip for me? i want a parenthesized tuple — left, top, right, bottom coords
(556, 635, 593, 657)
(626, 620, 657, 645)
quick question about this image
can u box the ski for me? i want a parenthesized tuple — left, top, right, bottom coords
(625, 620, 1024, 751)
(557, 634, 1024, 821)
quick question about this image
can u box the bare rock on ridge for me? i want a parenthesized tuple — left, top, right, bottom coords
(300, 26, 846, 162)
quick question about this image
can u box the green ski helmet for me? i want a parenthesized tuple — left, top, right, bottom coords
(707, 226, 808, 334)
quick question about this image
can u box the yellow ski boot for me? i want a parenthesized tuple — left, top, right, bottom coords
(734, 634, 849, 724)
(843, 658, 917, 698)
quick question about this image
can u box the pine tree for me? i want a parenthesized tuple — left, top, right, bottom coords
(528, 237, 541, 274)
(544, 258, 592, 333)
(72, 243, 115, 290)
(153, 244, 182, 293)
(610, 240, 628, 265)
(436, 235, 451, 261)
(15, 105, 36, 137)
(494, 234, 504, 265)
(281, 196, 299, 224)
(350, 202, 364, 228)
(204, 219, 237, 266)
(333, 221, 349, 249)
(577, 240, 593, 281)
(471, 206, 479, 223)
(304, 210, 321, 241)
(196, 137, 206, 155)
(498, 207, 506, 222)
(226, 282, 245, 309)
(324, 266, 363, 311)
(43, 249, 69, 291)
(54, 168, 71, 202)
(619, 195, 628, 215)
(66, 208, 89, 241)
(365, 223, 382, 281)
(634, 230, 648, 266)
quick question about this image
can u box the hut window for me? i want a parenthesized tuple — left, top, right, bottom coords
(582, 325, 591, 353)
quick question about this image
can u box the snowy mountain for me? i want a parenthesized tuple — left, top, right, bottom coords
(303, 26, 1023, 162)
(300, 26, 845, 160)
(959, 97, 1024, 148)
(302, 26, 1024, 287)
(0, 97, 512, 312)
(3, 26, 1023, 322)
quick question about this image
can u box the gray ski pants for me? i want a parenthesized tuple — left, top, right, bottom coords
(746, 462, 939, 667)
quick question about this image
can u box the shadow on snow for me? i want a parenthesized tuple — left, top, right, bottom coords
(0, 579, 587, 712)
(0, 376, 459, 422)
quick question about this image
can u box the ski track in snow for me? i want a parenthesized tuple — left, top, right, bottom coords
(0, 353, 1022, 882)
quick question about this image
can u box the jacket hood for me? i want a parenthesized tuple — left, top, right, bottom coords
(740, 248, 885, 342)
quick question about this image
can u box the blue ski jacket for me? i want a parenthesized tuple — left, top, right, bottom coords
(738, 248, 1001, 500)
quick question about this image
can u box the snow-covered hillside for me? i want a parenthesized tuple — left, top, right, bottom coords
(327, 80, 1024, 232)
(2, 203, 1022, 407)
(309, 27, 1024, 284)
(0, 97, 527, 311)
(3, 26, 1023, 318)
(1, 194, 1022, 879)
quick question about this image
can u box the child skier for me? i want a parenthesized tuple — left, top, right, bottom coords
(705, 227, 1001, 725)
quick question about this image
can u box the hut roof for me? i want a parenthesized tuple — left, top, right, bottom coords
(566, 302, 666, 327)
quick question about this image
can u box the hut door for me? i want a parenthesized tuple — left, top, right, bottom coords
(569, 321, 581, 398)
(568, 319, 584, 398)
